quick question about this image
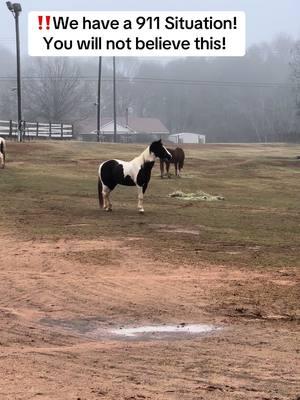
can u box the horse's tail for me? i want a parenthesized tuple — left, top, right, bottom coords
(98, 176, 104, 208)
(177, 148, 185, 169)
(0, 139, 5, 164)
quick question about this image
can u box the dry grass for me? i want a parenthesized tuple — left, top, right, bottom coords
(1, 140, 300, 268)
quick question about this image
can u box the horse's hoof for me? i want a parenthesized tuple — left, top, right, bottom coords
(138, 209, 144, 214)
(104, 208, 112, 212)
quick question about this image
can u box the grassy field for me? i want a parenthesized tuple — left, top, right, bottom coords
(1, 141, 300, 269)
(0, 140, 300, 400)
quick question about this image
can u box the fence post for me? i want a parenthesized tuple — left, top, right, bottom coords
(61, 123, 63, 138)
(71, 124, 74, 139)
(49, 121, 52, 138)
(36, 122, 39, 138)
(23, 121, 26, 141)
(9, 120, 12, 137)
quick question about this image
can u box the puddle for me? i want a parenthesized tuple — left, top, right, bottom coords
(108, 324, 220, 339)
(40, 318, 221, 341)
(40, 317, 105, 334)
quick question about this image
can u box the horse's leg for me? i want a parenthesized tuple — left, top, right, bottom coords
(160, 159, 164, 178)
(177, 166, 181, 177)
(137, 186, 144, 213)
(103, 185, 112, 211)
(174, 162, 178, 177)
(166, 162, 171, 178)
(0, 153, 3, 169)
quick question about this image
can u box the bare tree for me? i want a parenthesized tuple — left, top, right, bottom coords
(0, 45, 18, 120)
(23, 57, 92, 122)
(290, 41, 300, 135)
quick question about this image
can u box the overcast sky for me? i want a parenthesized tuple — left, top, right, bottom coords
(0, 0, 299, 54)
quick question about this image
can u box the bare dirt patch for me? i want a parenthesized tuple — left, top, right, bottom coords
(0, 234, 299, 400)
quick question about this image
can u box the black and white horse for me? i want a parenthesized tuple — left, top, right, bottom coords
(98, 139, 172, 213)
(0, 137, 6, 169)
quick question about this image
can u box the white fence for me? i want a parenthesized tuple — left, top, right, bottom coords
(0, 120, 73, 139)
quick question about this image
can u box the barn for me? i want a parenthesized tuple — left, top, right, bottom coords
(168, 132, 206, 144)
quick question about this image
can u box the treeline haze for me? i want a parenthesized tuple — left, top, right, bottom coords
(0, 34, 299, 142)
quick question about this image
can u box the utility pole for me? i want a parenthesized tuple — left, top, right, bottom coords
(6, 2, 23, 142)
(96, 56, 102, 142)
(113, 56, 117, 143)
(125, 107, 129, 126)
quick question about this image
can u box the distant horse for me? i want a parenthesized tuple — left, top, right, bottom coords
(0, 137, 6, 169)
(160, 147, 185, 178)
(98, 139, 172, 213)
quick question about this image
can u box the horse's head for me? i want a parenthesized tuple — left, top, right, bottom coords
(149, 139, 172, 161)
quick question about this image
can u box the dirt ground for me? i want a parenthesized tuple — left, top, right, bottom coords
(1, 142, 299, 399)
(0, 234, 299, 400)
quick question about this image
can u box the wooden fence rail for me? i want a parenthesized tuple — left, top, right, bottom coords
(0, 120, 73, 139)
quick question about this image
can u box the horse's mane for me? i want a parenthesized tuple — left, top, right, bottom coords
(165, 148, 174, 159)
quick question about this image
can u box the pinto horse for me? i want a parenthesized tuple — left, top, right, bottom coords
(0, 137, 6, 169)
(98, 139, 171, 213)
(160, 147, 185, 178)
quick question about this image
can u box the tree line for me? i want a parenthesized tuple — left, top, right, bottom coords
(0, 34, 299, 142)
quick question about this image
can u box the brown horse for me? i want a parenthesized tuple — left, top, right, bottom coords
(160, 147, 185, 178)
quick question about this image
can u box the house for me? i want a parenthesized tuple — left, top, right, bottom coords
(78, 117, 169, 142)
(168, 132, 206, 144)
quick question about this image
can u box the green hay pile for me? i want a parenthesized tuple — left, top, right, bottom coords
(169, 190, 225, 201)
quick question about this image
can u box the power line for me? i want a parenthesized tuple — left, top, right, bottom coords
(0, 75, 292, 88)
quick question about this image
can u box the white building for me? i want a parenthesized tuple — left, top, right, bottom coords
(168, 132, 206, 144)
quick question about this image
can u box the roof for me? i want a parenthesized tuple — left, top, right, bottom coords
(126, 117, 169, 134)
(169, 132, 205, 137)
(79, 117, 169, 135)
(94, 121, 132, 134)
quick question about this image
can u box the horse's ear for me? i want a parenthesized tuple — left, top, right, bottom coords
(151, 139, 161, 146)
